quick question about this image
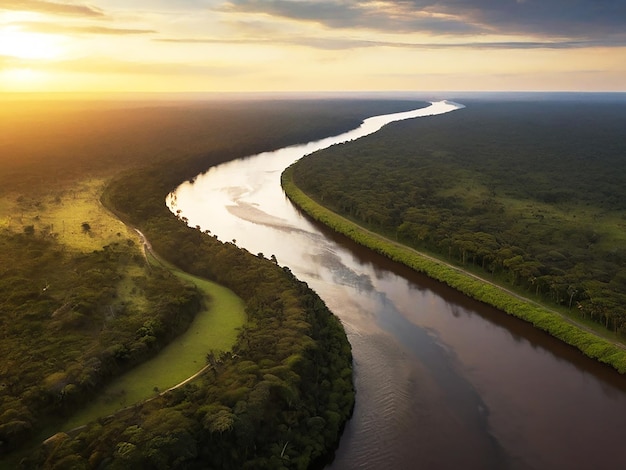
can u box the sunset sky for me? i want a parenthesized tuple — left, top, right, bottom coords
(1, 0, 625, 93)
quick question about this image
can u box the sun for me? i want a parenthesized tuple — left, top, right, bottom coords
(0, 28, 64, 60)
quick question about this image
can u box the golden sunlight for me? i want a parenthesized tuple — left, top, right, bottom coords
(0, 68, 48, 90)
(0, 28, 64, 60)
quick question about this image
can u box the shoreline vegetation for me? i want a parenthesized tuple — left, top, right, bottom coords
(2, 98, 422, 468)
(282, 167, 626, 372)
(281, 99, 626, 374)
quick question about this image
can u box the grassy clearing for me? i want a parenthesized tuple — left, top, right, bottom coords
(1, 178, 157, 319)
(1, 178, 139, 252)
(115, 264, 152, 312)
(594, 211, 626, 251)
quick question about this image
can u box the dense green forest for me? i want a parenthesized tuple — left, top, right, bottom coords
(1, 98, 420, 468)
(289, 100, 626, 339)
(0, 231, 201, 454)
(24, 176, 355, 468)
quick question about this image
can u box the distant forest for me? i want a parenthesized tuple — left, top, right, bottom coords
(290, 100, 626, 334)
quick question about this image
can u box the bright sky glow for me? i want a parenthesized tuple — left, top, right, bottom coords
(0, 28, 64, 59)
(0, 0, 624, 93)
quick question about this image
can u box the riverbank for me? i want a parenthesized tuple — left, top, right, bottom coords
(282, 165, 626, 374)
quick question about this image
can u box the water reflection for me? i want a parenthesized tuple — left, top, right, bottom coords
(169, 101, 626, 469)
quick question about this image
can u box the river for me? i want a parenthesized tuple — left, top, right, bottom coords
(167, 101, 626, 470)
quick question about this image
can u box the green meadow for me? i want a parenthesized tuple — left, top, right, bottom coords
(62, 270, 245, 430)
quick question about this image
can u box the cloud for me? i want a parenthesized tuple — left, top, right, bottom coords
(0, 0, 105, 17)
(429, 0, 626, 38)
(218, 0, 626, 44)
(157, 36, 626, 51)
(18, 22, 156, 35)
(40, 57, 251, 77)
(1, 53, 240, 78)
(219, 0, 479, 35)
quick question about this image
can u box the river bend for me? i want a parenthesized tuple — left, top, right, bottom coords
(168, 101, 626, 470)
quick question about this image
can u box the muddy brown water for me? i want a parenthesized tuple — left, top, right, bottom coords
(168, 102, 626, 470)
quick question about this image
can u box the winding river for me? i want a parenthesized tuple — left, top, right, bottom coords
(168, 101, 626, 470)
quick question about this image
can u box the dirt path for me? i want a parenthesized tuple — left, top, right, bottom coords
(134, 228, 157, 263)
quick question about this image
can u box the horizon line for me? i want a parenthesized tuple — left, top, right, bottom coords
(2, 90, 625, 102)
